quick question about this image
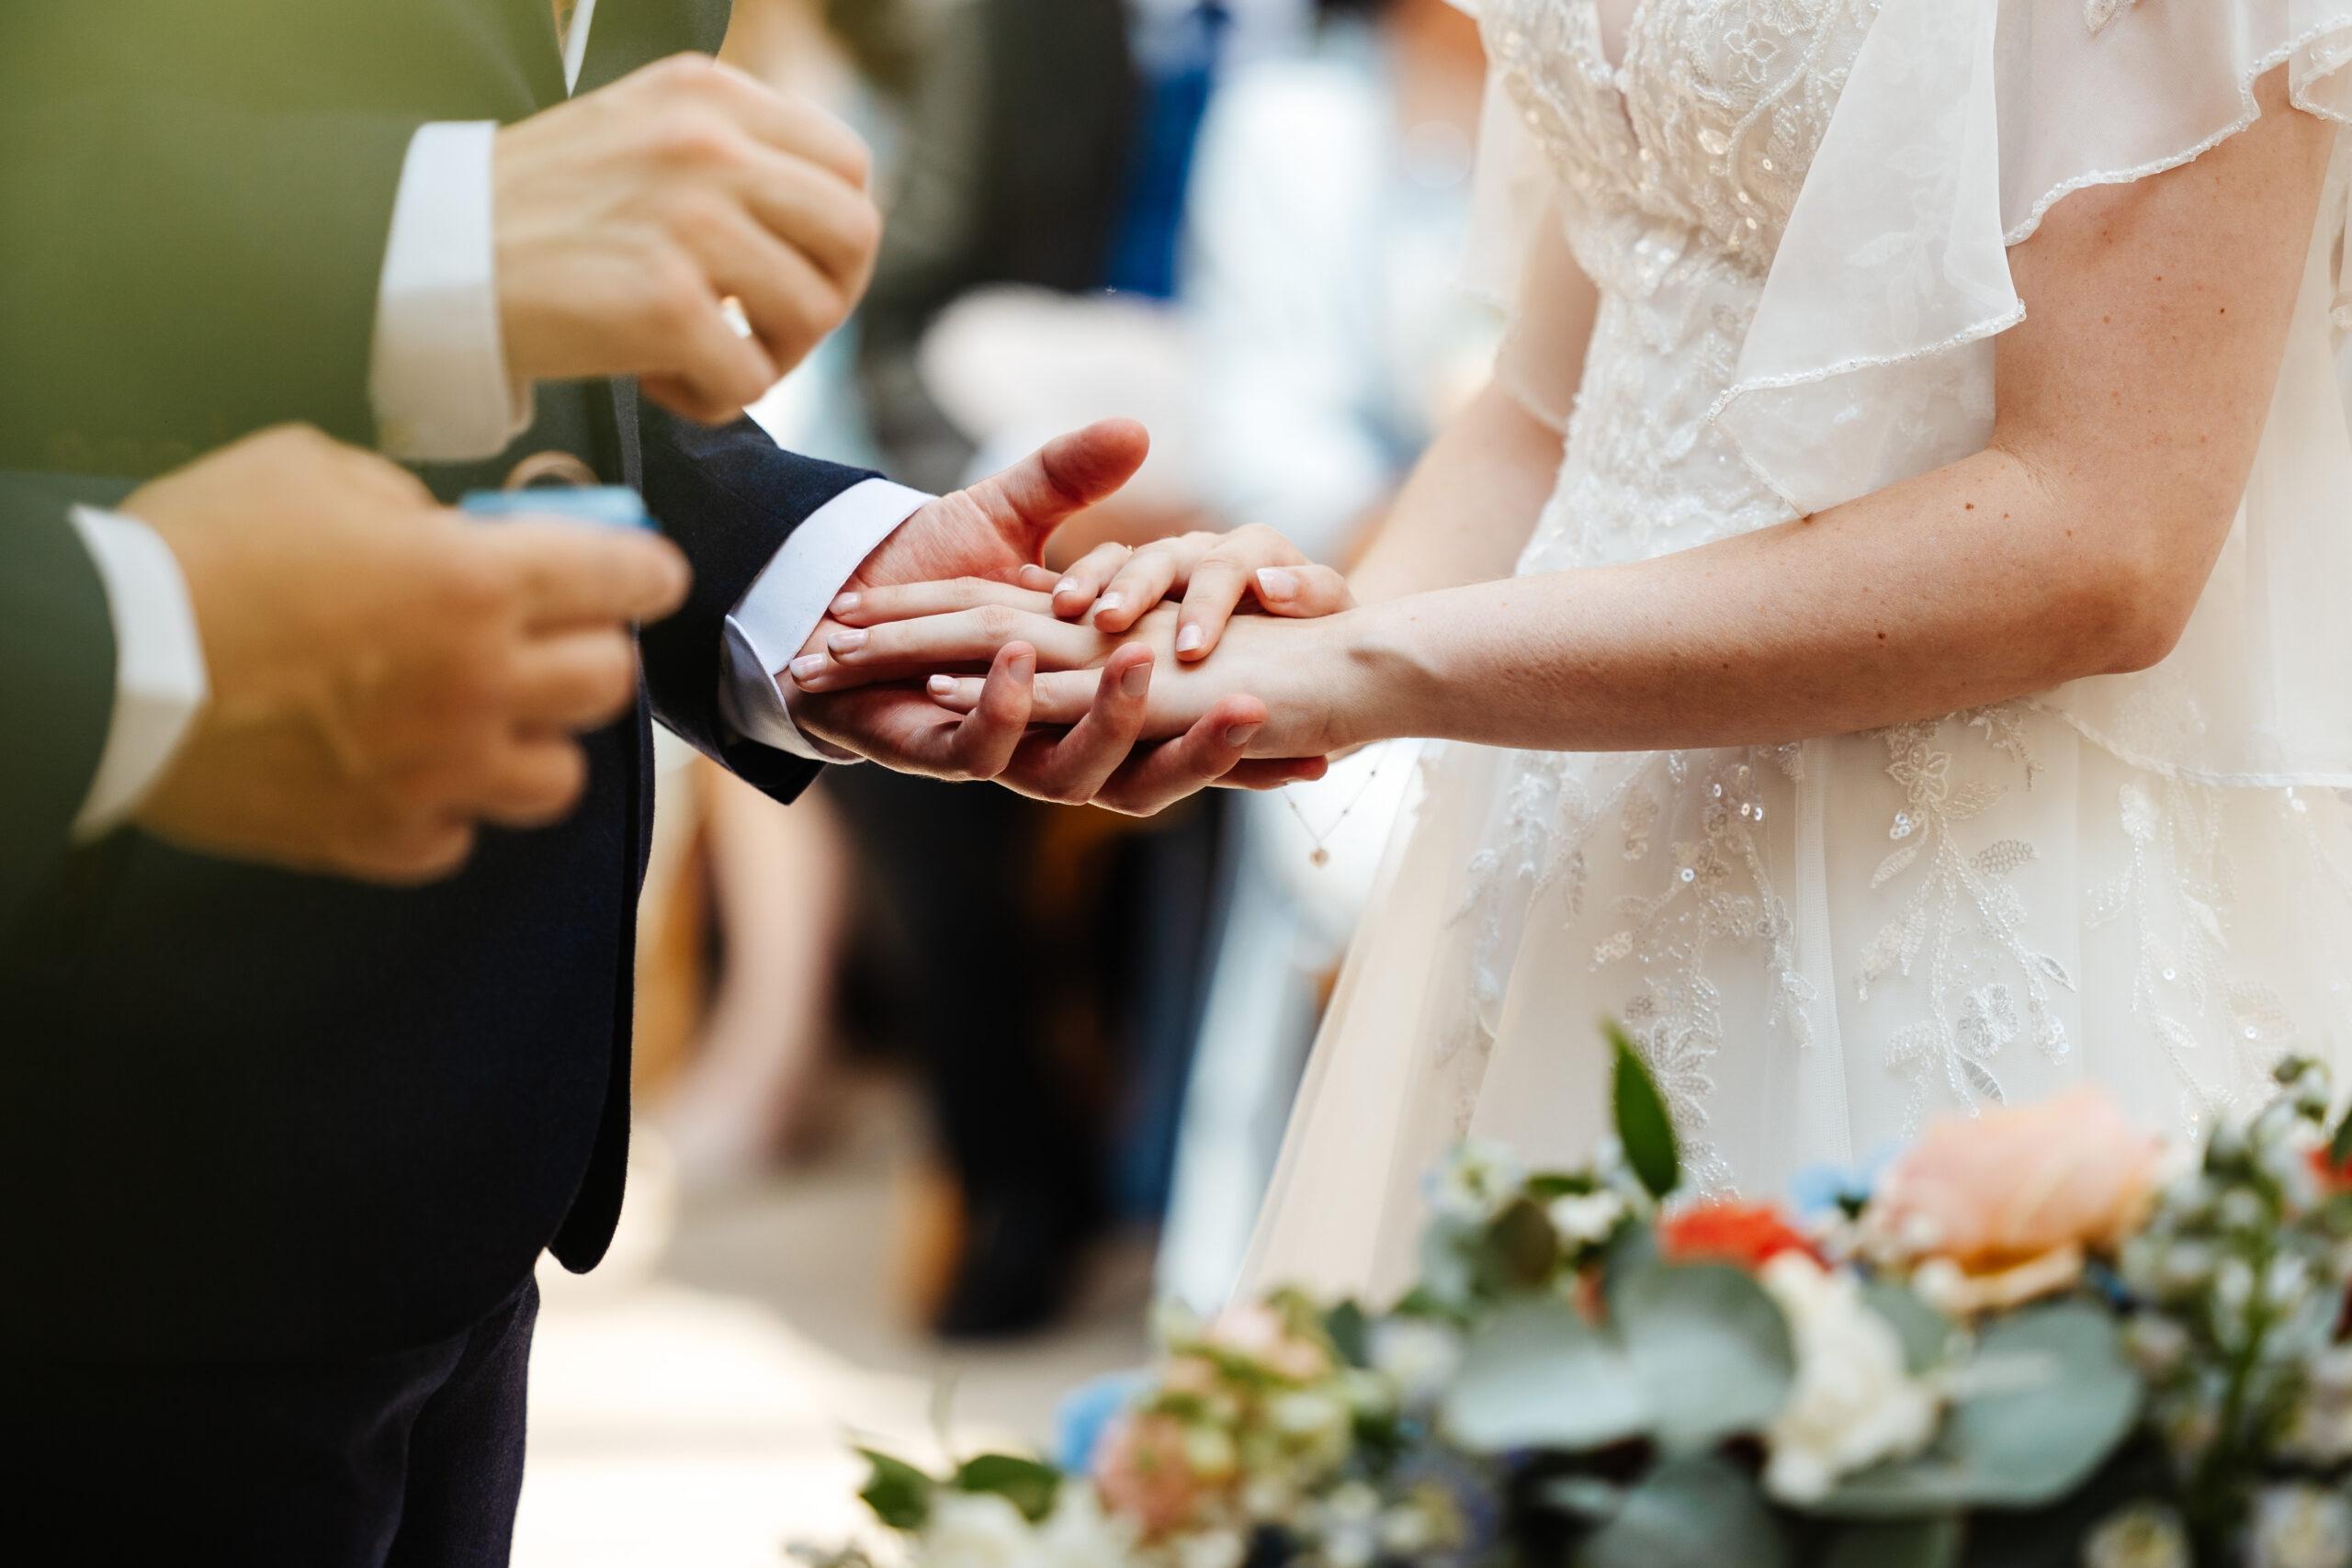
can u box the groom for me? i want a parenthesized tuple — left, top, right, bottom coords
(0, 1, 1299, 1557)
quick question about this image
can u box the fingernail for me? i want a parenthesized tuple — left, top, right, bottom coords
(827, 627, 867, 654)
(1175, 625, 1205, 655)
(928, 674, 956, 697)
(1223, 721, 1261, 749)
(830, 591, 861, 615)
(1257, 567, 1297, 601)
(1056, 578, 1080, 599)
(1097, 592, 1125, 615)
(1121, 660, 1151, 697)
(1009, 649, 1034, 677)
(788, 654, 826, 682)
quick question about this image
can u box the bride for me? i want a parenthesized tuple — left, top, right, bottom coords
(796, 0, 2352, 1305)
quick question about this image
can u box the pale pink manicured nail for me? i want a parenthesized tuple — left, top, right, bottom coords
(1121, 660, 1151, 697)
(827, 627, 867, 654)
(928, 674, 956, 697)
(830, 591, 861, 615)
(1056, 578, 1080, 598)
(1256, 567, 1298, 600)
(1223, 721, 1261, 748)
(1175, 624, 1205, 655)
(1096, 592, 1125, 615)
(788, 654, 825, 682)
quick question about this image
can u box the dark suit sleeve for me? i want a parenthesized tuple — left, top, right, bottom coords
(0, 95, 420, 468)
(0, 485, 118, 932)
(632, 403, 884, 807)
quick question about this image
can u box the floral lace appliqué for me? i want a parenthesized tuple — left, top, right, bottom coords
(1860, 713, 2075, 1128)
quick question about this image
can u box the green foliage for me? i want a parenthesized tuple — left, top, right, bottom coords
(1608, 1022, 1679, 1201)
(952, 1454, 1061, 1522)
(1610, 1261, 1796, 1454)
(1809, 1517, 1960, 1568)
(1574, 1456, 1790, 1568)
(857, 1449, 934, 1532)
(1444, 1297, 1649, 1452)
(1444, 1258, 1793, 1458)
(1860, 1280, 1956, 1376)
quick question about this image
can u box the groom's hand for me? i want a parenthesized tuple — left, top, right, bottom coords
(789, 421, 1327, 813)
(493, 54, 881, 425)
(128, 426, 691, 882)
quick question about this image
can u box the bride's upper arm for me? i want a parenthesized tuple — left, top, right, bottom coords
(1988, 66, 2335, 664)
(1494, 201, 1602, 434)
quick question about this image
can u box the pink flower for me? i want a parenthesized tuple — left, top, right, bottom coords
(1091, 1413, 1204, 1537)
(1203, 1303, 1330, 1382)
(1871, 1086, 2159, 1273)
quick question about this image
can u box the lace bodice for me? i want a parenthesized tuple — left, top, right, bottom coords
(1488, 0, 1877, 273)
(1485, 0, 1880, 572)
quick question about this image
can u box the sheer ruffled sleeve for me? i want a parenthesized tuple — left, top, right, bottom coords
(1713, 0, 2352, 785)
(1459, 62, 1587, 431)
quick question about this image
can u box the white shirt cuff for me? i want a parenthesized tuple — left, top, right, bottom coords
(720, 477, 933, 762)
(67, 507, 210, 839)
(370, 121, 534, 461)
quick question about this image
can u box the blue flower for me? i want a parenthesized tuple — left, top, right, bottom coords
(1054, 1369, 1155, 1474)
(1788, 1144, 1901, 1219)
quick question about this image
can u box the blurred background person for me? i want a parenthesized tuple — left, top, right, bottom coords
(1156, 0, 1495, 1312)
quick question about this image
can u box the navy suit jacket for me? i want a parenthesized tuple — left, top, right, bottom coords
(0, 0, 876, 1361)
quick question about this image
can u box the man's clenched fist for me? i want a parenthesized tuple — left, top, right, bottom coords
(126, 426, 690, 882)
(493, 52, 881, 425)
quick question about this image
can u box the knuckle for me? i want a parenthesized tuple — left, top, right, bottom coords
(653, 107, 739, 169)
(974, 604, 1019, 640)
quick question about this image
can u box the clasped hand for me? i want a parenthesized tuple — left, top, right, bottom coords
(788, 498, 1358, 812)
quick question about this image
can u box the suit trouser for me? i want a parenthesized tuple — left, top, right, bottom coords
(4, 1275, 538, 1566)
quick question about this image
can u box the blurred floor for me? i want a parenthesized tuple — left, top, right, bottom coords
(513, 1070, 1153, 1568)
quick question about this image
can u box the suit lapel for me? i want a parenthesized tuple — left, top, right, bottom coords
(574, 0, 731, 91)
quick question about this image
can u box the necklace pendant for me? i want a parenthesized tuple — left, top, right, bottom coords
(1310, 846, 1331, 867)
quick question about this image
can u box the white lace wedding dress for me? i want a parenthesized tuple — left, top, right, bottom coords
(1241, 0, 2352, 1306)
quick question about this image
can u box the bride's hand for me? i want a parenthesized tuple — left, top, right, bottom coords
(807, 525, 1352, 675)
(1036, 525, 1355, 658)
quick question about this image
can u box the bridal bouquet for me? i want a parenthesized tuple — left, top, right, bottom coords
(820, 1032, 2352, 1568)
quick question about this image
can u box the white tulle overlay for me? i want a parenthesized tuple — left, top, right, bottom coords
(1242, 0, 2352, 1307)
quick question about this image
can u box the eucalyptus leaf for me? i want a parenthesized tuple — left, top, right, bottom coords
(1860, 1281, 1956, 1376)
(1610, 1023, 1681, 1201)
(1611, 1262, 1795, 1451)
(1540, 1476, 1628, 1521)
(857, 1449, 935, 1532)
(1810, 1302, 2140, 1517)
(1810, 1517, 1959, 1568)
(1574, 1456, 1790, 1568)
(1442, 1297, 1649, 1452)
(952, 1453, 1060, 1522)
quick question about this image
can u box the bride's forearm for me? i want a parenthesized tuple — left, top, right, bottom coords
(1321, 444, 2210, 756)
(1347, 379, 1566, 605)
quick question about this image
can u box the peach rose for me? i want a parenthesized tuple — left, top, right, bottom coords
(1091, 1413, 1204, 1537)
(1871, 1085, 2159, 1272)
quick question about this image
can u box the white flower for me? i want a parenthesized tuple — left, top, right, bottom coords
(1758, 1253, 1941, 1504)
(1425, 1140, 1525, 1222)
(2251, 1485, 2352, 1568)
(1315, 1483, 1383, 1568)
(922, 1492, 1043, 1568)
(1172, 1529, 1244, 1568)
(1546, 1191, 1626, 1246)
(1035, 1487, 1140, 1568)
(1369, 1319, 1461, 1406)
(2082, 1502, 2191, 1568)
